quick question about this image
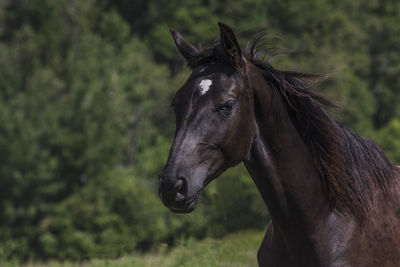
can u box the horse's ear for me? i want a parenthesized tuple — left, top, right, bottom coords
(218, 22, 245, 73)
(170, 29, 199, 63)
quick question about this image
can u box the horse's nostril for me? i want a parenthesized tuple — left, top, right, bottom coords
(175, 192, 185, 202)
(175, 177, 186, 194)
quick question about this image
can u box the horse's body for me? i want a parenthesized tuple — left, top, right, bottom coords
(158, 23, 400, 266)
(243, 66, 400, 265)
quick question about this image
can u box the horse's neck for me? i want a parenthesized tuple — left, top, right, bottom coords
(243, 67, 329, 236)
(244, 122, 327, 224)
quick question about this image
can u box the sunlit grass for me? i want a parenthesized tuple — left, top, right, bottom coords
(10, 230, 263, 267)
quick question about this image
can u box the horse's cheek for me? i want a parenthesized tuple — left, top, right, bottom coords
(223, 114, 254, 164)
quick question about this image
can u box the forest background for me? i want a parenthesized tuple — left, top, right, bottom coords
(0, 0, 399, 263)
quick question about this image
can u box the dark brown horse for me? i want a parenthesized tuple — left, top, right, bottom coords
(158, 22, 400, 266)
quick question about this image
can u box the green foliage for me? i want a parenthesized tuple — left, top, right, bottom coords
(0, 0, 398, 262)
(377, 119, 400, 164)
(205, 165, 268, 237)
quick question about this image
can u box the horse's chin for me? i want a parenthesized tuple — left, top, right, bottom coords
(169, 197, 199, 213)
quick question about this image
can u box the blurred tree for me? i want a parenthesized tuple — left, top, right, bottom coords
(377, 119, 400, 164)
(362, 0, 400, 128)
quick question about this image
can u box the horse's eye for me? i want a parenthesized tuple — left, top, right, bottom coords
(219, 100, 236, 113)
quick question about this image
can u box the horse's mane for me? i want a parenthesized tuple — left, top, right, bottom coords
(190, 37, 397, 220)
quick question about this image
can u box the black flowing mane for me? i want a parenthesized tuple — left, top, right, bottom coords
(189, 37, 397, 220)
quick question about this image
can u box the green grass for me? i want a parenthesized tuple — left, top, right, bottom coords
(10, 230, 263, 267)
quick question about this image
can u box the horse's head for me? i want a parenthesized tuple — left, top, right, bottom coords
(159, 23, 255, 213)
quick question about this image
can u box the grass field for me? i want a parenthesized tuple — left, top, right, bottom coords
(8, 230, 263, 267)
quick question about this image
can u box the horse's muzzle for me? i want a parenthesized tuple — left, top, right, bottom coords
(158, 173, 197, 212)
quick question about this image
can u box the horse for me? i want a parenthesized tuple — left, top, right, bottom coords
(158, 22, 400, 266)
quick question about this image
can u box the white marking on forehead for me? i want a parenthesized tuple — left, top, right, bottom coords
(199, 79, 212, 95)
